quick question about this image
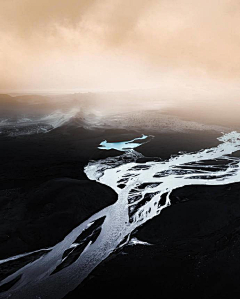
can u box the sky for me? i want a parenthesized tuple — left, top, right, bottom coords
(1, 0, 240, 93)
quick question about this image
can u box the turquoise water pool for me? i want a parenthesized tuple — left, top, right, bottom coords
(98, 134, 148, 151)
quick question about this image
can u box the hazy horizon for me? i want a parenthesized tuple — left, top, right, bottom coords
(1, 0, 240, 98)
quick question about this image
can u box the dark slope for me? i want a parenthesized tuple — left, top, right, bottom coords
(0, 124, 138, 189)
(0, 178, 117, 259)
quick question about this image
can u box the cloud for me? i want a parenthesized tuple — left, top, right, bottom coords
(1, 0, 240, 91)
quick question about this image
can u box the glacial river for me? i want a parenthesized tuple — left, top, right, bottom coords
(1, 132, 240, 298)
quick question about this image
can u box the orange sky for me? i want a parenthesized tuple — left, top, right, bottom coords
(1, 0, 240, 93)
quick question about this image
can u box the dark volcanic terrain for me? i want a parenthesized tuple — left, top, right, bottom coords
(1, 100, 240, 298)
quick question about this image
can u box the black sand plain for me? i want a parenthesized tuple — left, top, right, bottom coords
(1, 108, 240, 298)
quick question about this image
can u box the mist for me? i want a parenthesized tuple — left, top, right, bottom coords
(1, 0, 240, 98)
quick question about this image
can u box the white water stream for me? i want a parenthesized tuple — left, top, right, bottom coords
(1, 132, 240, 298)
